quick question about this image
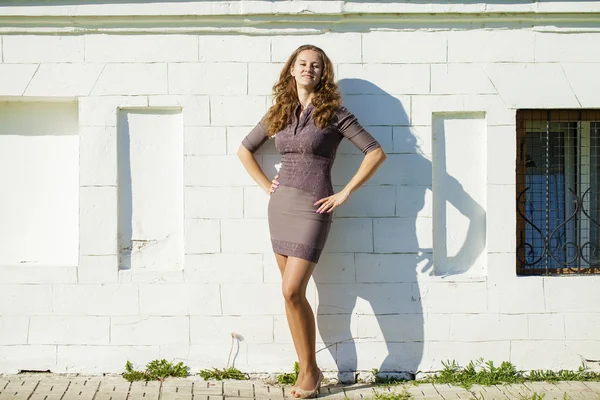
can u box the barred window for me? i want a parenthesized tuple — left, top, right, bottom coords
(517, 110, 600, 275)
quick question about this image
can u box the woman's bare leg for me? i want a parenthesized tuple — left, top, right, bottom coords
(281, 256, 321, 395)
(274, 254, 306, 388)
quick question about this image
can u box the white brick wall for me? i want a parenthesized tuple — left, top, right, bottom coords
(1, 1, 600, 376)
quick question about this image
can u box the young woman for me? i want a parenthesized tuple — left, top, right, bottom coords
(237, 44, 387, 398)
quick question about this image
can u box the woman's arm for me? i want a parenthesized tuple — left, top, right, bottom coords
(237, 144, 275, 195)
(315, 147, 387, 213)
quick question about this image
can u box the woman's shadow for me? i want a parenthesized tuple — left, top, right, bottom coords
(312, 78, 486, 382)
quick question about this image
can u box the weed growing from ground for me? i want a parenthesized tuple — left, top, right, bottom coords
(371, 387, 412, 400)
(277, 362, 300, 385)
(419, 358, 600, 389)
(198, 367, 249, 380)
(123, 359, 188, 382)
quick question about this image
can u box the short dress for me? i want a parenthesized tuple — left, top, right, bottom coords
(242, 104, 381, 263)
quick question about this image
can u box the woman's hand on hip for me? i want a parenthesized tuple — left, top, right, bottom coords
(268, 175, 279, 196)
(314, 190, 350, 213)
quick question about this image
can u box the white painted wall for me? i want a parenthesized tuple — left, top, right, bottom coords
(0, 0, 599, 378)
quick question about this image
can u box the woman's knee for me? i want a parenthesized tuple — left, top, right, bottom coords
(282, 283, 305, 306)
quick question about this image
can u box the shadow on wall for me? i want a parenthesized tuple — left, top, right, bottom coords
(312, 78, 486, 380)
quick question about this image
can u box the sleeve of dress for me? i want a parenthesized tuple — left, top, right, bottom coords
(337, 107, 381, 154)
(241, 118, 269, 153)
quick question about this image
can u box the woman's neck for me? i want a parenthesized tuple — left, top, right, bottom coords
(296, 86, 314, 109)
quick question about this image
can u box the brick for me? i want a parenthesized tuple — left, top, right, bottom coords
(79, 96, 147, 127)
(185, 155, 256, 186)
(86, 35, 198, 62)
(271, 33, 361, 64)
(185, 219, 220, 254)
(111, 316, 189, 345)
(139, 283, 221, 315)
(79, 186, 118, 256)
(561, 63, 600, 108)
(536, 32, 600, 63)
(411, 95, 464, 126)
(545, 277, 600, 313)
(463, 94, 515, 126)
(342, 95, 410, 126)
(78, 255, 119, 283)
(311, 253, 355, 284)
(243, 186, 269, 218)
(338, 64, 429, 95)
(449, 314, 528, 341)
(373, 217, 432, 253)
(0, 64, 38, 95)
(355, 254, 422, 283)
(190, 315, 273, 344)
(199, 35, 270, 62)
(357, 314, 424, 341)
(419, 281, 488, 313)
(91, 63, 167, 95)
(210, 96, 266, 126)
(185, 187, 243, 218)
(487, 125, 515, 185)
(564, 314, 600, 340)
(316, 283, 417, 315)
(487, 277, 545, 314)
(363, 31, 446, 63)
(169, 63, 246, 95)
(396, 185, 432, 218)
(184, 254, 263, 283)
(324, 218, 373, 253)
(431, 64, 496, 94)
(485, 63, 579, 108)
(368, 154, 431, 186)
(392, 126, 432, 155)
(248, 63, 283, 95)
(29, 316, 110, 345)
(0, 316, 29, 344)
(221, 219, 271, 253)
(184, 126, 226, 155)
(0, 285, 52, 315)
(424, 314, 451, 341)
(0, 266, 76, 284)
(529, 314, 565, 340)
(448, 29, 535, 62)
(0, 345, 57, 374)
(333, 185, 395, 218)
(338, 342, 423, 371)
(24, 63, 104, 96)
(56, 345, 159, 374)
(79, 126, 117, 186)
(221, 283, 285, 315)
(510, 340, 578, 371)
(53, 284, 138, 316)
(148, 95, 210, 126)
(486, 184, 516, 253)
(118, 270, 184, 283)
(3, 36, 83, 63)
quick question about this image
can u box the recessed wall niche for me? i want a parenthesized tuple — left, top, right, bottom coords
(0, 101, 79, 266)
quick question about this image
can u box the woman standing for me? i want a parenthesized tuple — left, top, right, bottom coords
(238, 44, 387, 399)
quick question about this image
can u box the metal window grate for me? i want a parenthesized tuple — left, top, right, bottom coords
(516, 110, 600, 275)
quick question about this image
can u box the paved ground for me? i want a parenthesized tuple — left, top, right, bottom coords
(1, 374, 600, 400)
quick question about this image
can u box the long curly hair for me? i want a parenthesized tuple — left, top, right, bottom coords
(265, 44, 342, 136)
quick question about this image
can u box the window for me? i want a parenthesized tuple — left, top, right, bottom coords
(517, 110, 600, 275)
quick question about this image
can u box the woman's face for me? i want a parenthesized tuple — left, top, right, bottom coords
(290, 49, 323, 90)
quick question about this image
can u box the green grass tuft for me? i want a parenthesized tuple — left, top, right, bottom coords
(198, 367, 249, 381)
(277, 362, 300, 385)
(123, 359, 189, 382)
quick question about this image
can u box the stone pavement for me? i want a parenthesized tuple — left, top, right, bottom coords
(1, 374, 600, 400)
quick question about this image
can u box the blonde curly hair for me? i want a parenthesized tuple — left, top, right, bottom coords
(265, 44, 342, 136)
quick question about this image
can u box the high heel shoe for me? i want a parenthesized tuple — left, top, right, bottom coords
(292, 370, 323, 399)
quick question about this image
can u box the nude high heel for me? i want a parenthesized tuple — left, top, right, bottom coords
(292, 370, 323, 399)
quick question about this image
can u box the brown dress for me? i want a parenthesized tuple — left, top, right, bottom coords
(242, 104, 380, 263)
